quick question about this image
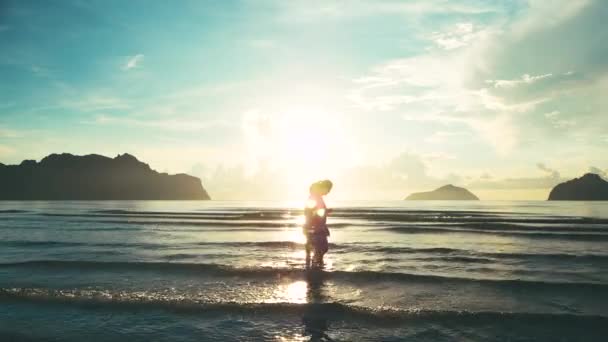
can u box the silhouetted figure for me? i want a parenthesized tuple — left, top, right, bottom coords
(303, 180, 333, 269)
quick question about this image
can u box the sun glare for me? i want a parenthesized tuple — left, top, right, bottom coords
(283, 226, 306, 244)
(276, 280, 308, 304)
(243, 105, 359, 200)
(273, 107, 355, 198)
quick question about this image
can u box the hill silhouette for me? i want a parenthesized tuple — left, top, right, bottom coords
(405, 184, 479, 200)
(548, 173, 608, 201)
(0, 153, 210, 200)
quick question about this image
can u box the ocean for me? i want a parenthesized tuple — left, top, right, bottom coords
(1, 200, 607, 341)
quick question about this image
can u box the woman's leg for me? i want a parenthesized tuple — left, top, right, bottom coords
(313, 236, 328, 267)
(305, 235, 312, 268)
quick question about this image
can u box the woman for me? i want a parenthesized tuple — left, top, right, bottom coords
(303, 179, 333, 268)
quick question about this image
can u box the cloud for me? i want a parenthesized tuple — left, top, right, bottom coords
(430, 22, 490, 50)
(472, 0, 608, 89)
(338, 152, 456, 199)
(191, 163, 290, 200)
(0, 145, 15, 157)
(349, 44, 547, 154)
(542, 110, 577, 128)
(29, 65, 55, 78)
(0, 127, 21, 138)
(189, 150, 452, 200)
(94, 114, 230, 131)
(425, 131, 470, 144)
(537, 163, 560, 179)
(486, 73, 554, 89)
(350, 0, 608, 157)
(468, 163, 565, 190)
(61, 96, 129, 112)
(544, 111, 560, 119)
(272, 0, 501, 22)
(248, 39, 276, 49)
(588, 166, 607, 179)
(123, 54, 144, 70)
(480, 0, 608, 79)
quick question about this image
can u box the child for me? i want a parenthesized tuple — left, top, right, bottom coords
(303, 179, 333, 268)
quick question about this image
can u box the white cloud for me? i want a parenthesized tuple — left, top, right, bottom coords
(553, 119, 577, 128)
(588, 166, 607, 179)
(62, 95, 129, 112)
(468, 163, 565, 190)
(472, 1, 608, 87)
(0, 144, 15, 157)
(349, 0, 608, 159)
(544, 111, 560, 118)
(123, 54, 144, 70)
(425, 131, 469, 144)
(272, 0, 500, 22)
(94, 114, 230, 131)
(431, 22, 490, 50)
(486, 73, 553, 88)
(248, 39, 276, 49)
(0, 127, 20, 138)
(351, 50, 544, 155)
(537, 163, 561, 179)
(542, 110, 577, 128)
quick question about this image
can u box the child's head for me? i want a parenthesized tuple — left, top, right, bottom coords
(310, 179, 333, 196)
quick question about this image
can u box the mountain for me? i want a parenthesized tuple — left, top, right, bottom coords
(0, 153, 210, 200)
(405, 184, 479, 200)
(548, 173, 608, 201)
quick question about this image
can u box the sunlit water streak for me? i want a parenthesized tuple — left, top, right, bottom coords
(1, 200, 608, 341)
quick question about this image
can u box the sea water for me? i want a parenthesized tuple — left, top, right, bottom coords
(1, 200, 607, 341)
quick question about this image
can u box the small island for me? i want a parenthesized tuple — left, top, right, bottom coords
(0, 153, 211, 200)
(405, 184, 479, 200)
(548, 173, 608, 201)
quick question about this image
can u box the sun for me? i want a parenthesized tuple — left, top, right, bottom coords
(243, 105, 359, 200)
(272, 107, 355, 198)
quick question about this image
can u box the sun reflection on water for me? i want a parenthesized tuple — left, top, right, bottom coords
(281, 225, 306, 245)
(269, 280, 308, 304)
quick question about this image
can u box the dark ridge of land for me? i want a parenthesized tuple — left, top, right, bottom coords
(405, 184, 479, 201)
(0, 153, 210, 200)
(548, 173, 608, 201)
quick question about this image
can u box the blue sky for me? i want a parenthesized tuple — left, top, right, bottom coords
(1, 0, 607, 200)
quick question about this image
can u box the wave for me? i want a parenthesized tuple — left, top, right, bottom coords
(0, 240, 312, 250)
(0, 240, 170, 249)
(1, 287, 606, 324)
(46, 208, 608, 226)
(21, 216, 353, 230)
(335, 209, 604, 219)
(458, 222, 608, 233)
(0, 209, 30, 214)
(381, 225, 608, 241)
(2, 260, 606, 290)
(407, 255, 496, 264)
(53, 210, 293, 221)
(3, 240, 607, 263)
(38, 214, 298, 226)
(366, 246, 608, 262)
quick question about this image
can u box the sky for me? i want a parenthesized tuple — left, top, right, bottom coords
(1, 0, 607, 200)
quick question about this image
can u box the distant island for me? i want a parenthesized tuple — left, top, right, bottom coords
(0, 153, 211, 200)
(405, 184, 479, 200)
(548, 173, 608, 201)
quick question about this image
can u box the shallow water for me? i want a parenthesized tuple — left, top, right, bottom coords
(1, 200, 608, 341)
